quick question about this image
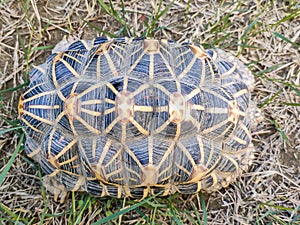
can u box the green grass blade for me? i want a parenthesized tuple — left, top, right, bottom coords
(271, 120, 291, 145)
(0, 82, 29, 93)
(0, 127, 22, 136)
(199, 193, 207, 225)
(0, 133, 24, 186)
(156, 0, 175, 19)
(273, 32, 300, 48)
(91, 194, 159, 225)
(290, 86, 300, 96)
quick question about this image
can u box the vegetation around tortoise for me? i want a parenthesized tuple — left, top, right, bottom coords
(19, 37, 256, 202)
(1, 1, 299, 224)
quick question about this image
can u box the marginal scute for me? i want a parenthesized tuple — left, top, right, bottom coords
(143, 39, 160, 52)
(20, 37, 256, 200)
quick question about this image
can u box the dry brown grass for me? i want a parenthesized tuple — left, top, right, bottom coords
(0, 0, 299, 224)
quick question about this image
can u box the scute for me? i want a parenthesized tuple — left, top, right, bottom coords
(19, 37, 255, 199)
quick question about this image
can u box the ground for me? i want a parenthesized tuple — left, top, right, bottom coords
(0, 0, 299, 224)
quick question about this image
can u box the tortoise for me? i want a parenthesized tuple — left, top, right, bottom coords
(18, 37, 256, 202)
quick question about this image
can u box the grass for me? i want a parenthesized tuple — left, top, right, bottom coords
(0, 0, 300, 224)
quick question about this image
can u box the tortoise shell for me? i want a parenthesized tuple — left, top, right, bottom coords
(19, 37, 254, 200)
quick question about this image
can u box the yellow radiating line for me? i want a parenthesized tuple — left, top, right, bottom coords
(81, 107, 102, 116)
(174, 122, 181, 141)
(206, 58, 218, 82)
(219, 123, 235, 138)
(233, 89, 248, 98)
(156, 105, 169, 112)
(127, 49, 146, 74)
(239, 121, 251, 138)
(123, 145, 144, 170)
(59, 155, 78, 166)
(178, 56, 197, 79)
(70, 117, 78, 136)
(105, 168, 123, 178)
(105, 98, 115, 105)
(59, 169, 81, 177)
(239, 111, 246, 117)
(123, 75, 128, 91)
(148, 136, 153, 165)
(76, 82, 103, 98)
(133, 105, 154, 112)
(104, 107, 115, 115)
(21, 118, 43, 133)
(210, 172, 218, 187)
(206, 141, 215, 167)
(70, 81, 79, 94)
(175, 79, 181, 93)
(71, 176, 86, 192)
(23, 110, 54, 125)
(23, 82, 45, 96)
(201, 119, 229, 135)
(64, 53, 83, 64)
(55, 111, 66, 123)
(196, 135, 205, 165)
(126, 167, 142, 179)
(158, 51, 176, 79)
(152, 116, 172, 135)
(185, 87, 201, 100)
(48, 169, 60, 177)
(104, 118, 119, 134)
(191, 104, 205, 111)
(202, 87, 229, 103)
(158, 172, 171, 182)
(175, 162, 191, 176)
(97, 139, 112, 166)
(104, 53, 119, 77)
(33, 64, 46, 74)
(200, 58, 207, 85)
(55, 139, 78, 159)
(222, 153, 239, 171)
(52, 61, 59, 88)
(75, 115, 101, 134)
(175, 49, 191, 64)
(132, 83, 149, 96)
(232, 135, 247, 145)
(153, 83, 171, 96)
(104, 145, 122, 168)
(96, 54, 101, 80)
(220, 62, 237, 77)
(189, 116, 201, 130)
(158, 140, 176, 168)
(60, 58, 80, 78)
(57, 90, 66, 101)
(47, 128, 56, 155)
(176, 141, 196, 168)
(92, 137, 97, 160)
(111, 45, 125, 61)
(106, 82, 120, 96)
(81, 99, 103, 105)
(23, 91, 54, 103)
(27, 147, 41, 158)
(81, 40, 91, 50)
(149, 53, 154, 80)
(129, 118, 149, 135)
(121, 123, 127, 143)
(28, 105, 60, 109)
(81, 53, 98, 78)
(205, 107, 227, 114)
